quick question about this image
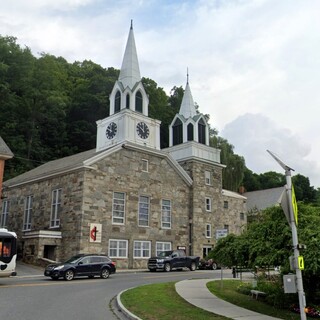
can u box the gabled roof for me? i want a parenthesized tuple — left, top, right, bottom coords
(222, 189, 246, 200)
(244, 186, 284, 211)
(118, 21, 141, 90)
(4, 143, 193, 188)
(4, 148, 100, 188)
(0, 136, 14, 160)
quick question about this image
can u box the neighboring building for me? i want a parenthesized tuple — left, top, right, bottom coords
(244, 187, 284, 213)
(1, 23, 247, 268)
(0, 136, 14, 227)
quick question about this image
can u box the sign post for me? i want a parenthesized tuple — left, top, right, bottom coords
(267, 150, 306, 320)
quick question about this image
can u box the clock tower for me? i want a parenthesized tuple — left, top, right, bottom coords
(96, 21, 161, 151)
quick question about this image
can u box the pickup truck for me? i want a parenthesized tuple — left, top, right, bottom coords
(148, 250, 200, 272)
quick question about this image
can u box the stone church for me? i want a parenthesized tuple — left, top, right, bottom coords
(1, 23, 246, 269)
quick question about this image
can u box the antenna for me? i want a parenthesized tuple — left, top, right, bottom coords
(187, 67, 189, 84)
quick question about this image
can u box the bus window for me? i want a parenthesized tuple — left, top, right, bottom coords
(3, 241, 11, 257)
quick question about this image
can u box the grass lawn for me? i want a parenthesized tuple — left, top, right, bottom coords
(120, 280, 307, 320)
(207, 280, 304, 320)
(120, 282, 228, 319)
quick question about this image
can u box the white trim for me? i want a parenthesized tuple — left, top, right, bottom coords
(205, 197, 212, 212)
(206, 224, 211, 238)
(22, 230, 62, 239)
(133, 240, 151, 259)
(109, 239, 128, 258)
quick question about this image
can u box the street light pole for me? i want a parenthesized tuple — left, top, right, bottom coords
(267, 150, 306, 320)
(284, 168, 306, 320)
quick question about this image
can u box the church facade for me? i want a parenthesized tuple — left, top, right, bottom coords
(1, 24, 246, 269)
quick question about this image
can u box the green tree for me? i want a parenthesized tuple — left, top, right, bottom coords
(142, 77, 171, 148)
(211, 136, 245, 191)
(292, 174, 316, 203)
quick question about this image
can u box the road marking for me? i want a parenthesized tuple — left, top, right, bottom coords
(0, 279, 104, 289)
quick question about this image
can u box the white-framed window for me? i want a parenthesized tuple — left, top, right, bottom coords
(224, 201, 228, 209)
(206, 224, 211, 238)
(0, 200, 9, 227)
(156, 242, 172, 256)
(240, 212, 245, 220)
(50, 189, 61, 228)
(142, 159, 148, 172)
(133, 240, 151, 258)
(23, 195, 33, 231)
(205, 171, 211, 185)
(205, 197, 212, 212)
(138, 195, 149, 227)
(161, 199, 171, 229)
(108, 239, 128, 258)
(112, 192, 125, 224)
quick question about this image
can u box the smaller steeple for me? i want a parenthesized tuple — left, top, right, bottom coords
(118, 20, 141, 90)
(179, 70, 197, 119)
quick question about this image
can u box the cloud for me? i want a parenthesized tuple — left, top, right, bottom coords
(221, 113, 320, 188)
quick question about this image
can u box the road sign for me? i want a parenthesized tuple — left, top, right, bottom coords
(216, 229, 228, 239)
(292, 185, 298, 225)
(298, 256, 304, 270)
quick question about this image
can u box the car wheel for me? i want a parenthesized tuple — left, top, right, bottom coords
(64, 269, 75, 281)
(189, 262, 196, 271)
(164, 263, 171, 272)
(211, 263, 218, 270)
(100, 268, 110, 279)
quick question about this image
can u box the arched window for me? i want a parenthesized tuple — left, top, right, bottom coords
(172, 118, 183, 146)
(115, 91, 121, 113)
(126, 94, 130, 109)
(198, 118, 206, 144)
(135, 91, 143, 113)
(187, 123, 194, 141)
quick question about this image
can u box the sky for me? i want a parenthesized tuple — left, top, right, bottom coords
(1, 0, 320, 187)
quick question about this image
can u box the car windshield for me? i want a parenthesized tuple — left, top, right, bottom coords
(158, 251, 173, 257)
(63, 255, 84, 264)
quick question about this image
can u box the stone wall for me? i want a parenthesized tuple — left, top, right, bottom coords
(79, 148, 192, 269)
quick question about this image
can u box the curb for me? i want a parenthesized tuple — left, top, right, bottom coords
(116, 288, 142, 320)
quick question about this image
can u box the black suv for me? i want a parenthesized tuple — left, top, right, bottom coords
(44, 254, 116, 281)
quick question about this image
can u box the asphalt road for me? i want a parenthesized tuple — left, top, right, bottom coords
(0, 263, 234, 320)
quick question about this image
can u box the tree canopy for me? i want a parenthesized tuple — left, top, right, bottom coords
(209, 203, 320, 298)
(1, 34, 317, 202)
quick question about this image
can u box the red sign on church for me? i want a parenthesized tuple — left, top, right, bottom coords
(89, 223, 102, 243)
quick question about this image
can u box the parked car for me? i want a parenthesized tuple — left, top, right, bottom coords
(44, 254, 116, 281)
(198, 258, 219, 270)
(148, 250, 200, 272)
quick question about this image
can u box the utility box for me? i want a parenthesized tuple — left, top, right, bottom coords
(283, 274, 297, 293)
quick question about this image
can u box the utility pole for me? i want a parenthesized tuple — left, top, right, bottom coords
(267, 150, 306, 320)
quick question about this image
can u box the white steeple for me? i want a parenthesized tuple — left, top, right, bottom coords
(179, 72, 197, 119)
(118, 20, 141, 90)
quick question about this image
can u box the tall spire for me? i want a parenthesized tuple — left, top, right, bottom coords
(118, 20, 141, 90)
(179, 71, 197, 118)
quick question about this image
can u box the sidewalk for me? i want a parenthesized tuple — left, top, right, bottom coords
(175, 279, 281, 320)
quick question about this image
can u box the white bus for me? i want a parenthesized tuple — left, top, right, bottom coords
(0, 228, 17, 277)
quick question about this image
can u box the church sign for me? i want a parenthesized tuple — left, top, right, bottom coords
(89, 223, 102, 243)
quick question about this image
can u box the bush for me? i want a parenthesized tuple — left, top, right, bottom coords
(236, 282, 253, 295)
(256, 279, 297, 309)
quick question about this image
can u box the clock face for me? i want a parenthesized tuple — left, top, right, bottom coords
(106, 122, 117, 139)
(136, 122, 149, 139)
